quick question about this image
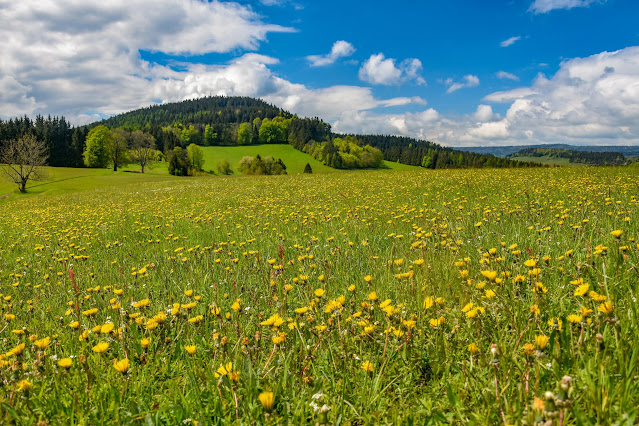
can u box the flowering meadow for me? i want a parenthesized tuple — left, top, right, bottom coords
(0, 167, 638, 424)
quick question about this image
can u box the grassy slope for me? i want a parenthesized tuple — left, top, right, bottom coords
(194, 144, 418, 174)
(0, 167, 176, 200)
(1, 145, 419, 200)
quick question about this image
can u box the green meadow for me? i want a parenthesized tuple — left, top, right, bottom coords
(0, 165, 637, 424)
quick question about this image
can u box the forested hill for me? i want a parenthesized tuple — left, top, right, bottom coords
(353, 134, 536, 168)
(100, 96, 289, 129)
(1, 96, 537, 171)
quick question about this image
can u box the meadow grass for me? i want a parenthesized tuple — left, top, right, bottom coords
(0, 166, 637, 424)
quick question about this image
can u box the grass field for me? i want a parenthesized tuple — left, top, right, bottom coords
(197, 144, 418, 174)
(1, 144, 417, 199)
(0, 166, 637, 424)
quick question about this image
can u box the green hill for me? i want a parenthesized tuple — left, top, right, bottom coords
(2, 96, 539, 173)
(199, 144, 334, 174)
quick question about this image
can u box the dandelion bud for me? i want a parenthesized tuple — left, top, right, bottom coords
(318, 404, 331, 425)
(543, 391, 558, 419)
(490, 344, 499, 356)
(560, 375, 573, 391)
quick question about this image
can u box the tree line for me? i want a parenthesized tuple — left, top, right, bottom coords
(509, 147, 629, 166)
(1, 96, 540, 175)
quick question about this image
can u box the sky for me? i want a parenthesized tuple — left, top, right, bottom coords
(1, 0, 639, 147)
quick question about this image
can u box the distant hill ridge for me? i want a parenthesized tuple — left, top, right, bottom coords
(507, 147, 630, 166)
(457, 144, 639, 158)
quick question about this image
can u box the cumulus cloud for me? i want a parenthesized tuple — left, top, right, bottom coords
(500, 36, 521, 47)
(2, 1, 638, 148)
(445, 75, 480, 93)
(0, 76, 44, 117)
(496, 71, 520, 81)
(333, 47, 639, 147)
(358, 53, 425, 86)
(473, 105, 497, 122)
(0, 0, 293, 122)
(306, 41, 356, 67)
(529, 0, 601, 14)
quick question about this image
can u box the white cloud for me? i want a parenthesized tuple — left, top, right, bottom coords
(0, 76, 44, 117)
(445, 75, 480, 93)
(2, 0, 637, 149)
(483, 87, 538, 103)
(496, 71, 520, 81)
(0, 0, 293, 122)
(358, 53, 425, 86)
(473, 105, 497, 122)
(306, 41, 356, 67)
(333, 47, 639, 147)
(529, 0, 600, 14)
(500, 36, 521, 47)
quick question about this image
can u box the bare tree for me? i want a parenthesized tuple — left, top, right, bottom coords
(130, 131, 157, 173)
(1, 134, 48, 193)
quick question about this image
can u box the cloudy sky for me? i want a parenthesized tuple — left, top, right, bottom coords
(1, 0, 638, 146)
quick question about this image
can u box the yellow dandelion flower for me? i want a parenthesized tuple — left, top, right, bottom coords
(184, 345, 196, 354)
(100, 323, 115, 334)
(314, 288, 325, 297)
(34, 336, 51, 350)
(567, 314, 582, 324)
(535, 335, 550, 350)
(92, 342, 109, 353)
(18, 380, 32, 392)
(522, 343, 535, 356)
(481, 270, 497, 282)
(530, 304, 540, 316)
(113, 358, 130, 374)
(58, 358, 73, 368)
(258, 392, 274, 412)
(574, 283, 590, 297)
(361, 361, 374, 373)
(580, 306, 593, 317)
(598, 301, 614, 315)
(423, 297, 434, 310)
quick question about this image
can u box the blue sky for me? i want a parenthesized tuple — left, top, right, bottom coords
(1, 0, 639, 146)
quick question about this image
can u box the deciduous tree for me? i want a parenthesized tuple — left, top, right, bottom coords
(0, 134, 48, 193)
(130, 131, 157, 173)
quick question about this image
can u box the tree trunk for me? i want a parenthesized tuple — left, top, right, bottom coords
(113, 164, 117, 172)
(20, 180, 27, 193)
